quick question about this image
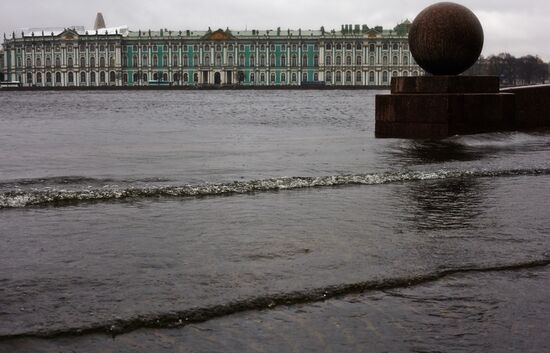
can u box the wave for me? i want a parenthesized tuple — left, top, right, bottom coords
(1, 257, 548, 340)
(1, 168, 550, 209)
(0, 175, 171, 189)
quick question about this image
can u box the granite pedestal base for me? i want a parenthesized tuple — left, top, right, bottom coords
(375, 76, 515, 139)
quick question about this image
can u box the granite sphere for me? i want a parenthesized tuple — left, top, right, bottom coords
(409, 2, 484, 75)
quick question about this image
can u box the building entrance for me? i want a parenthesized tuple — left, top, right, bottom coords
(214, 72, 221, 84)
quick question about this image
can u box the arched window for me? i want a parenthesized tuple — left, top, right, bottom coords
(393, 43, 398, 51)
(291, 55, 297, 67)
(291, 72, 296, 82)
(346, 43, 352, 50)
(91, 72, 96, 83)
(171, 55, 177, 67)
(302, 55, 307, 67)
(110, 56, 115, 67)
(302, 72, 307, 82)
(45, 57, 52, 67)
(143, 73, 148, 82)
(326, 43, 332, 50)
(369, 56, 375, 65)
(81, 72, 86, 83)
(250, 73, 255, 82)
(143, 55, 148, 66)
(193, 55, 198, 67)
(281, 55, 286, 67)
(413, 70, 419, 76)
(133, 73, 139, 83)
(80, 57, 86, 67)
(36, 57, 42, 67)
(392, 56, 398, 65)
(68, 72, 74, 83)
(356, 71, 362, 82)
(356, 56, 362, 65)
(281, 72, 286, 83)
(336, 56, 341, 65)
(193, 73, 198, 82)
(403, 56, 409, 65)
(132, 55, 138, 68)
(345, 71, 352, 83)
(26, 57, 32, 67)
(314, 72, 318, 81)
(26, 72, 33, 84)
(250, 54, 255, 67)
(392, 71, 398, 79)
(123, 73, 128, 83)
(346, 56, 352, 65)
(336, 43, 342, 50)
(403, 71, 409, 77)
(270, 54, 275, 67)
(204, 55, 210, 66)
(326, 56, 331, 65)
(153, 73, 158, 81)
(55, 57, 61, 67)
(369, 44, 375, 52)
(183, 55, 188, 66)
(100, 57, 105, 67)
(336, 71, 342, 82)
(228, 55, 233, 66)
(239, 54, 245, 66)
(260, 54, 265, 66)
(46, 72, 52, 83)
(270, 72, 275, 82)
(90, 57, 96, 67)
(383, 56, 388, 65)
(314, 55, 318, 67)
(67, 57, 73, 67)
(100, 71, 106, 83)
(382, 71, 388, 83)
(163, 73, 168, 81)
(37, 72, 42, 83)
(369, 71, 375, 83)
(326, 71, 332, 82)
(215, 54, 221, 66)
(183, 73, 188, 82)
(260, 73, 265, 82)
(110, 71, 116, 83)
(153, 55, 158, 67)
(55, 72, 62, 83)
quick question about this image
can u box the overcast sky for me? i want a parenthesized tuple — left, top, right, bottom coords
(1, 0, 549, 60)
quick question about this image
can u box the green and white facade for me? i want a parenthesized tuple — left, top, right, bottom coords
(1, 22, 423, 87)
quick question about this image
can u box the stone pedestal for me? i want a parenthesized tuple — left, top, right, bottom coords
(375, 76, 515, 139)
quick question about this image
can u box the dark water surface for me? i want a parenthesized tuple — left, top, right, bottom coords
(0, 90, 549, 352)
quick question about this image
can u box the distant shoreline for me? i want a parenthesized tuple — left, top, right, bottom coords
(0, 85, 390, 92)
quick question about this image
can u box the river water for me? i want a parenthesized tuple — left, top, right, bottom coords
(0, 90, 549, 352)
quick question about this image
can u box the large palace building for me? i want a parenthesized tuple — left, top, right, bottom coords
(1, 14, 423, 87)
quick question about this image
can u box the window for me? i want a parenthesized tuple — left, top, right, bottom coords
(260, 73, 265, 82)
(239, 54, 245, 66)
(346, 56, 352, 65)
(143, 73, 147, 82)
(216, 54, 221, 66)
(291, 73, 296, 82)
(356, 71, 362, 82)
(369, 44, 375, 52)
(326, 43, 332, 50)
(163, 73, 168, 81)
(270, 54, 275, 67)
(123, 74, 128, 83)
(281, 55, 286, 66)
(413, 70, 419, 76)
(403, 56, 409, 65)
(133, 73, 139, 83)
(193, 55, 198, 67)
(173, 55, 178, 66)
(228, 55, 233, 66)
(393, 43, 398, 51)
(183, 73, 188, 82)
(369, 56, 375, 65)
(81, 57, 86, 67)
(383, 56, 388, 65)
(260, 54, 265, 66)
(143, 55, 148, 66)
(403, 71, 409, 77)
(91, 72, 96, 83)
(326, 71, 332, 82)
(183, 55, 188, 66)
(36, 57, 42, 66)
(110, 71, 116, 83)
(100, 57, 105, 67)
(392, 56, 398, 65)
(46, 72, 52, 83)
(90, 57, 96, 67)
(326, 56, 331, 65)
(302, 55, 307, 67)
(313, 55, 318, 67)
(250, 54, 255, 67)
(194, 73, 198, 82)
(291, 55, 297, 66)
(336, 43, 342, 50)
(163, 55, 168, 67)
(281, 72, 286, 83)
(270, 72, 275, 83)
(26, 57, 32, 67)
(37, 72, 42, 83)
(153, 55, 158, 67)
(336, 56, 341, 65)
(55, 57, 61, 67)
(302, 72, 307, 82)
(55, 72, 61, 83)
(383, 43, 388, 50)
(314, 73, 318, 81)
(356, 43, 362, 50)
(369, 71, 375, 83)
(345, 71, 352, 83)
(68, 72, 74, 83)
(46, 57, 51, 67)
(392, 71, 398, 79)
(80, 72, 86, 83)
(100, 71, 106, 83)
(26, 72, 33, 84)
(356, 56, 362, 65)
(204, 55, 210, 66)
(133, 55, 138, 68)
(346, 43, 352, 50)
(382, 71, 388, 83)
(336, 71, 341, 82)
(109, 56, 115, 67)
